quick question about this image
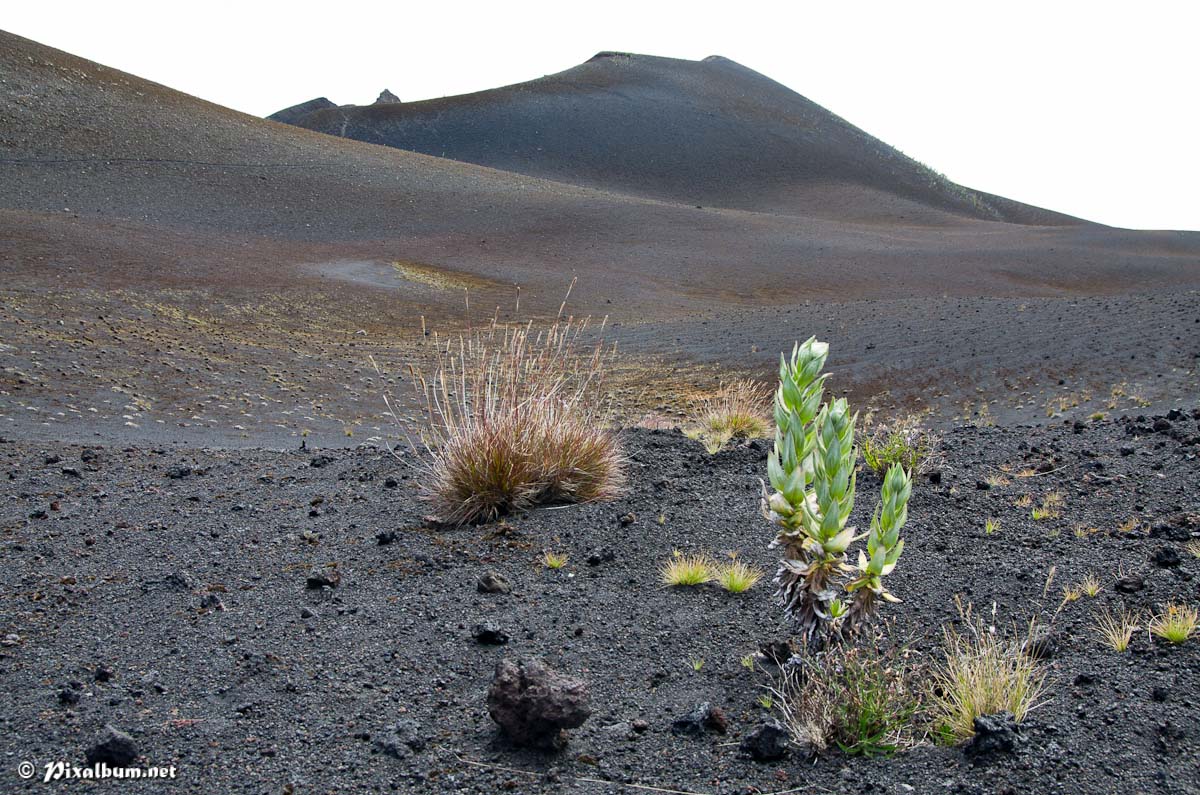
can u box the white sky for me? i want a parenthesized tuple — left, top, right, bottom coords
(6, 1, 1198, 230)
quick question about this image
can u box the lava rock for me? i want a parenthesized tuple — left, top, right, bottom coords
(373, 718, 426, 759)
(587, 548, 616, 566)
(473, 622, 509, 645)
(1022, 627, 1059, 661)
(619, 512, 637, 526)
(477, 571, 513, 594)
(965, 712, 1021, 756)
(1149, 523, 1192, 542)
(759, 640, 793, 666)
(1151, 547, 1181, 568)
(161, 570, 195, 592)
(85, 724, 138, 766)
(309, 455, 335, 468)
(1115, 574, 1145, 594)
(375, 530, 399, 545)
(305, 569, 341, 589)
(58, 686, 81, 705)
(93, 664, 113, 683)
(671, 702, 728, 737)
(165, 465, 191, 479)
(487, 657, 591, 749)
(740, 720, 790, 761)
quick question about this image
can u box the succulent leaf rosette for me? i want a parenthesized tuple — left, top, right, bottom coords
(762, 337, 912, 647)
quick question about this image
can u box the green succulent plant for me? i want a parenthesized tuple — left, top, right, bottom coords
(762, 338, 912, 647)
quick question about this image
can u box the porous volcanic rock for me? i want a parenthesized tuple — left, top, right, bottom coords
(487, 658, 591, 749)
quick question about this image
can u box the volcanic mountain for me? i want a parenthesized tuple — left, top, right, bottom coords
(3, 29, 1197, 315)
(274, 51, 1072, 224)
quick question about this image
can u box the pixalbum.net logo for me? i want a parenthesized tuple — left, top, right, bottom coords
(16, 760, 178, 782)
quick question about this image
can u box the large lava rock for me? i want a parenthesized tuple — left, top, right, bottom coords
(487, 658, 590, 749)
(85, 724, 138, 767)
(965, 711, 1022, 757)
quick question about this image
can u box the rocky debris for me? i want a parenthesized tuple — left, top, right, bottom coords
(305, 569, 340, 589)
(965, 712, 1021, 757)
(1151, 547, 1181, 568)
(740, 720, 790, 760)
(487, 658, 591, 749)
(619, 512, 637, 526)
(93, 664, 113, 683)
(373, 718, 426, 759)
(155, 570, 195, 593)
(477, 571, 512, 594)
(375, 89, 402, 105)
(586, 548, 616, 566)
(199, 593, 226, 612)
(759, 640, 793, 666)
(375, 529, 399, 545)
(309, 455, 335, 468)
(1022, 627, 1059, 661)
(85, 724, 138, 766)
(58, 684, 81, 705)
(1115, 573, 1145, 594)
(631, 718, 649, 734)
(61, 466, 82, 478)
(165, 465, 191, 479)
(473, 622, 509, 645)
(671, 702, 728, 736)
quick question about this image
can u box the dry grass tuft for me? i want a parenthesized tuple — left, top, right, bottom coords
(685, 379, 771, 453)
(1093, 606, 1138, 652)
(404, 304, 624, 525)
(541, 551, 569, 569)
(927, 607, 1049, 743)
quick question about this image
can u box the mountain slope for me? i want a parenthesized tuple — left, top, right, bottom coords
(277, 52, 1074, 224)
(1, 28, 1197, 320)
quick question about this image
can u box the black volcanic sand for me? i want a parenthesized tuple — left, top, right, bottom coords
(2, 415, 1198, 793)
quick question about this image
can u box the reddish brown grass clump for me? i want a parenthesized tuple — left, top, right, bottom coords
(409, 308, 623, 525)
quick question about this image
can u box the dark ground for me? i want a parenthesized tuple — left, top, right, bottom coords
(2, 414, 1198, 793)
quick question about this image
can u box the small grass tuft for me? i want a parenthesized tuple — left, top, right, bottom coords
(1031, 491, 1064, 521)
(1093, 606, 1138, 652)
(1079, 573, 1102, 598)
(660, 551, 715, 587)
(715, 559, 764, 593)
(542, 551, 569, 569)
(1117, 518, 1140, 534)
(1149, 603, 1198, 645)
(689, 657, 705, 672)
(685, 379, 771, 453)
(984, 517, 1001, 535)
(1185, 540, 1200, 559)
(927, 610, 1049, 743)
